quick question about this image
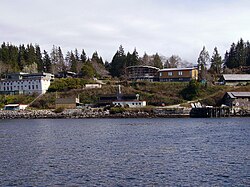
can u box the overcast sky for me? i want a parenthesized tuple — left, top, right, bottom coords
(1, 0, 250, 63)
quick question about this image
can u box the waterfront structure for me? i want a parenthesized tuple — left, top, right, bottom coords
(220, 74, 250, 85)
(158, 67, 198, 82)
(126, 66, 160, 82)
(4, 104, 28, 110)
(55, 97, 80, 109)
(223, 92, 250, 110)
(0, 72, 54, 95)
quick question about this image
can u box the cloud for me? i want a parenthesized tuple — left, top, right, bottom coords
(0, 0, 250, 63)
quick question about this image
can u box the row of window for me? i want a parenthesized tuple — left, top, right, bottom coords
(1, 85, 39, 91)
(2, 80, 41, 86)
(159, 71, 184, 77)
(114, 102, 142, 106)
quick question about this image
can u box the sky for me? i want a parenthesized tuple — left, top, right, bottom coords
(1, 0, 250, 63)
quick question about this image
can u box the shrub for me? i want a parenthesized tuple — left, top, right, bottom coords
(181, 80, 201, 100)
(54, 107, 65, 113)
(110, 107, 125, 114)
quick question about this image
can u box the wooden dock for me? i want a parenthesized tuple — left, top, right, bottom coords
(190, 107, 231, 118)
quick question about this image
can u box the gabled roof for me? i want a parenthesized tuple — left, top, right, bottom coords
(226, 92, 250, 99)
(222, 74, 250, 81)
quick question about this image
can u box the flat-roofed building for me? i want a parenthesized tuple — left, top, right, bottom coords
(126, 66, 160, 82)
(4, 104, 28, 110)
(158, 67, 198, 82)
(0, 72, 54, 95)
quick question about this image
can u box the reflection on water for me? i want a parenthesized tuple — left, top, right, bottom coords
(0, 118, 249, 186)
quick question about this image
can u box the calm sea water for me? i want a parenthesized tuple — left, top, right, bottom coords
(0, 118, 249, 186)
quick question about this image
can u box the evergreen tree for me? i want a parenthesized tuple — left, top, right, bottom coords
(197, 46, 210, 81)
(43, 50, 52, 73)
(209, 47, 222, 75)
(81, 59, 96, 78)
(26, 44, 36, 66)
(58, 47, 66, 72)
(18, 45, 26, 71)
(152, 53, 163, 69)
(69, 51, 77, 73)
(130, 48, 139, 66)
(246, 41, 250, 66)
(225, 43, 237, 69)
(235, 38, 247, 67)
(141, 52, 150, 65)
(110, 45, 127, 77)
(35, 45, 43, 72)
(126, 52, 132, 67)
(80, 49, 87, 63)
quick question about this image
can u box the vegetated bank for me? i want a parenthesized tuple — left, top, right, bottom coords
(1, 78, 250, 118)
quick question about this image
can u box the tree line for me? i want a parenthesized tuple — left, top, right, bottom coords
(0, 38, 249, 79)
(197, 38, 250, 81)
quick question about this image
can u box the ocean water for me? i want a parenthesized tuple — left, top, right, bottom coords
(0, 118, 249, 186)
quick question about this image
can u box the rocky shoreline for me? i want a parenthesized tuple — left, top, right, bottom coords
(0, 108, 190, 119)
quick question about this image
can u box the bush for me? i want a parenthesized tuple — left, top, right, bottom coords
(54, 107, 65, 113)
(181, 80, 201, 100)
(110, 107, 125, 114)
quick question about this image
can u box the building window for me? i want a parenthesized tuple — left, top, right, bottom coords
(159, 72, 162, 77)
(168, 72, 173, 76)
(36, 85, 38, 89)
(178, 71, 183, 76)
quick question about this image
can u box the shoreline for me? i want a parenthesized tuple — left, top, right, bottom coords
(0, 109, 249, 119)
(0, 109, 190, 119)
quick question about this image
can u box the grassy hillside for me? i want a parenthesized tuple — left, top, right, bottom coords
(1, 78, 249, 109)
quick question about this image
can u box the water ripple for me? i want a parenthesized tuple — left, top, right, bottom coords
(0, 118, 249, 186)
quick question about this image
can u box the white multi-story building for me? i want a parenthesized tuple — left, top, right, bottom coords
(0, 72, 54, 95)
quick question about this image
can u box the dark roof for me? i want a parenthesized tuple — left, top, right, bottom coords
(222, 74, 250, 81)
(126, 66, 160, 70)
(226, 92, 250, 99)
(55, 98, 78, 104)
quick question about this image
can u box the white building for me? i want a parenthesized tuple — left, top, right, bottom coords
(85, 84, 102, 89)
(0, 72, 54, 95)
(4, 104, 28, 110)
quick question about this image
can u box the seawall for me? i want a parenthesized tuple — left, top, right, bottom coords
(0, 108, 190, 119)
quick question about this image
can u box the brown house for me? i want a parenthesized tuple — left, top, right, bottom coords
(55, 97, 80, 109)
(158, 67, 198, 82)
